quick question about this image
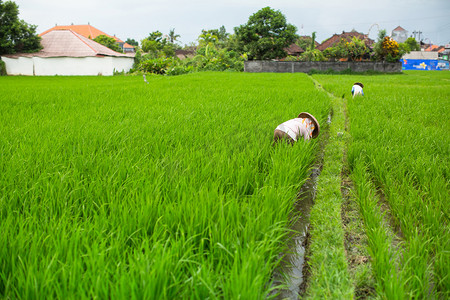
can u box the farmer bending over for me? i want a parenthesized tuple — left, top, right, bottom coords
(351, 82, 364, 97)
(273, 112, 320, 145)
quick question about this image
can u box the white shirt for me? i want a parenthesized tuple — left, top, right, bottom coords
(351, 85, 364, 97)
(275, 118, 315, 141)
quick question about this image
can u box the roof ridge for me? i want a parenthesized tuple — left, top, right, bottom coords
(69, 29, 98, 54)
(88, 25, 94, 39)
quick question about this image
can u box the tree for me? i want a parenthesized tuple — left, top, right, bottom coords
(403, 37, 420, 52)
(125, 38, 138, 46)
(141, 30, 175, 58)
(93, 35, 123, 53)
(373, 30, 406, 62)
(298, 32, 326, 62)
(234, 7, 297, 60)
(198, 30, 219, 46)
(323, 37, 369, 61)
(0, 0, 41, 54)
(168, 28, 180, 44)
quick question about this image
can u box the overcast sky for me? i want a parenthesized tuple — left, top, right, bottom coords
(13, 0, 450, 46)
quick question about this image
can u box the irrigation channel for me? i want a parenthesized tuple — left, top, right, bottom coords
(272, 76, 361, 299)
(271, 119, 329, 299)
(271, 97, 334, 298)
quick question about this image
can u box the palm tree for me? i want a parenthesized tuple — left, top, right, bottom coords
(168, 28, 180, 44)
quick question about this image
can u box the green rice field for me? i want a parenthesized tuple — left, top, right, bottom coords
(0, 71, 448, 299)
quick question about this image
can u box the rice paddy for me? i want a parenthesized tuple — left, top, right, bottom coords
(0, 71, 448, 299)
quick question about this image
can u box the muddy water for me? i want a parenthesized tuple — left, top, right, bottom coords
(271, 115, 330, 299)
(271, 166, 321, 299)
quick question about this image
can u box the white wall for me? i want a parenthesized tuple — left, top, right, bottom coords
(403, 51, 439, 60)
(2, 57, 35, 75)
(2, 56, 134, 76)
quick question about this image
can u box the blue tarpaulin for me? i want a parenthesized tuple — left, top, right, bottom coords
(401, 59, 448, 70)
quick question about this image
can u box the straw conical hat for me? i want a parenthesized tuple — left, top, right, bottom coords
(298, 112, 320, 139)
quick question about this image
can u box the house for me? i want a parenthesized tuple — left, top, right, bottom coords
(284, 44, 303, 56)
(391, 26, 408, 43)
(40, 24, 135, 53)
(424, 45, 445, 53)
(2, 29, 134, 76)
(175, 48, 196, 60)
(317, 31, 374, 51)
(123, 43, 136, 53)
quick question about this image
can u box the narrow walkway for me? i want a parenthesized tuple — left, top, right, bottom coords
(303, 76, 353, 298)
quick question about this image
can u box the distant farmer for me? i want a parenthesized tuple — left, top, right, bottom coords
(273, 112, 320, 145)
(351, 82, 364, 97)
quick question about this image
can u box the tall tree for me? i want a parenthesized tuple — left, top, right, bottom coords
(168, 28, 180, 44)
(141, 30, 175, 57)
(234, 7, 297, 60)
(0, 0, 41, 54)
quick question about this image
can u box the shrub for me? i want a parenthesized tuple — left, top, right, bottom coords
(0, 59, 6, 76)
(140, 57, 177, 75)
(166, 65, 194, 76)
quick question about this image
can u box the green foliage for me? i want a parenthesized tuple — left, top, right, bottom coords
(93, 35, 123, 53)
(297, 32, 327, 61)
(234, 7, 297, 60)
(198, 31, 219, 46)
(0, 73, 330, 299)
(191, 44, 244, 71)
(198, 26, 229, 48)
(168, 28, 180, 44)
(125, 38, 138, 46)
(310, 32, 317, 50)
(136, 31, 244, 76)
(312, 72, 450, 299)
(306, 78, 354, 298)
(0, 0, 41, 54)
(323, 37, 369, 61)
(371, 29, 408, 62)
(141, 31, 175, 58)
(139, 56, 177, 74)
(296, 36, 313, 52)
(401, 37, 420, 52)
(300, 48, 326, 61)
(0, 58, 6, 75)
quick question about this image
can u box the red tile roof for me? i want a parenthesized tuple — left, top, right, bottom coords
(40, 24, 124, 43)
(317, 31, 374, 51)
(285, 43, 303, 55)
(424, 45, 445, 52)
(392, 26, 406, 32)
(123, 43, 135, 49)
(4, 30, 130, 58)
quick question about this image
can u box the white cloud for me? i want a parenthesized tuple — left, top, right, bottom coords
(13, 0, 450, 45)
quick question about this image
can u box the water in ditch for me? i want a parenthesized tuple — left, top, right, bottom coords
(271, 114, 330, 299)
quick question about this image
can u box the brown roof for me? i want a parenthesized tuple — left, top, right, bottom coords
(175, 49, 196, 59)
(425, 45, 445, 52)
(392, 26, 406, 32)
(285, 43, 303, 55)
(40, 24, 124, 43)
(4, 30, 130, 58)
(123, 43, 135, 49)
(317, 31, 374, 51)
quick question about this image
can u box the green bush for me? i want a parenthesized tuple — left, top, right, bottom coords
(139, 57, 177, 75)
(0, 59, 6, 76)
(166, 65, 194, 76)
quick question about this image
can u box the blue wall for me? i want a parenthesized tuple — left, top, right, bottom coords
(401, 59, 449, 70)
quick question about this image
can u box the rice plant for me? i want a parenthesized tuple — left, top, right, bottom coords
(313, 71, 450, 299)
(0, 73, 330, 298)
